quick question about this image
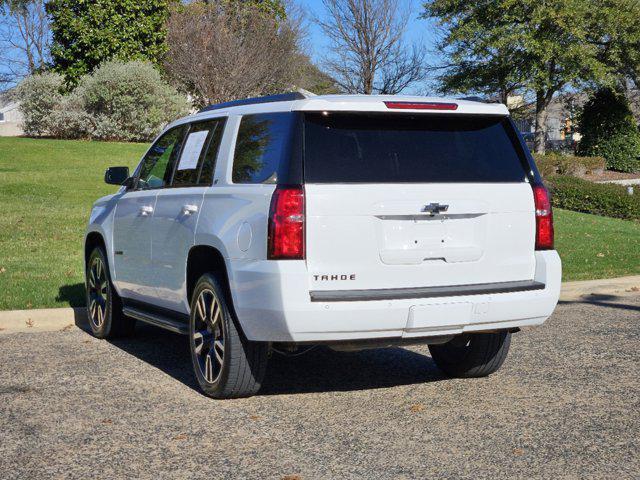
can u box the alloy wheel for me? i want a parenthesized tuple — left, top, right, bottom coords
(192, 288, 225, 384)
(88, 256, 107, 329)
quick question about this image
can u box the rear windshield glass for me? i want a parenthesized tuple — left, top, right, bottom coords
(304, 113, 527, 183)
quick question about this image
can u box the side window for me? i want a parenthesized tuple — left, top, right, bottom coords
(137, 126, 187, 190)
(232, 112, 295, 184)
(172, 118, 226, 188)
(198, 119, 225, 186)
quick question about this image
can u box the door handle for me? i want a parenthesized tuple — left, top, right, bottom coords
(182, 204, 198, 215)
(139, 205, 154, 216)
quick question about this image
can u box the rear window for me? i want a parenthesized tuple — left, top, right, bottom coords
(304, 113, 528, 183)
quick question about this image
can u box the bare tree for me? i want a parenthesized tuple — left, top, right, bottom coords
(0, 0, 50, 85)
(165, 2, 308, 108)
(318, 0, 425, 94)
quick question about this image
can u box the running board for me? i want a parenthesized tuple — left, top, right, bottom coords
(123, 307, 189, 335)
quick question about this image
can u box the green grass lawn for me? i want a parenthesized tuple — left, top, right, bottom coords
(554, 208, 640, 281)
(1, 136, 639, 310)
(0, 137, 146, 310)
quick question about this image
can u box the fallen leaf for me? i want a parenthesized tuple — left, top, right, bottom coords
(25, 319, 34, 328)
(513, 448, 524, 456)
(101, 419, 113, 425)
(282, 476, 302, 480)
(409, 404, 425, 413)
(60, 323, 74, 332)
(596, 253, 605, 257)
(630, 286, 639, 292)
(249, 415, 261, 421)
(173, 434, 187, 440)
(0, 267, 6, 273)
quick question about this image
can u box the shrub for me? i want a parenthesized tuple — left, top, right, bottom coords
(577, 88, 640, 172)
(75, 60, 190, 142)
(46, 94, 96, 139)
(14, 72, 65, 136)
(533, 153, 606, 178)
(547, 175, 640, 221)
(594, 133, 640, 173)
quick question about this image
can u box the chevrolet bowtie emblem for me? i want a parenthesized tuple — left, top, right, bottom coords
(422, 203, 449, 215)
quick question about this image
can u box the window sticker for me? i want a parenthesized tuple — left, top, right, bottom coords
(177, 130, 209, 170)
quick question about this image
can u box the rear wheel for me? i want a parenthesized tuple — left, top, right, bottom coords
(85, 246, 135, 338)
(428, 331, 511, 378)
(189, 273, 268, 399)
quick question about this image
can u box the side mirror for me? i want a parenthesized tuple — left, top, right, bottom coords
(104, 166, 130, 186)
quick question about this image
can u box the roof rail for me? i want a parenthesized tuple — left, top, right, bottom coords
(199, 92, 308, 113)
(457, 96, 500, 104)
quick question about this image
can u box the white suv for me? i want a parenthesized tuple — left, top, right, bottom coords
(85, 93, 561, 398)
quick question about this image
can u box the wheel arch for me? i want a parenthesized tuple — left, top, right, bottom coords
(85, 231, 106, 264)
(186, 245, 235, 312)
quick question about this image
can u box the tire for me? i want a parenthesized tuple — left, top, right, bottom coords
(189, 273, 268, 399)
(428, 331, 511, 378)
(85, 246, 135, 339)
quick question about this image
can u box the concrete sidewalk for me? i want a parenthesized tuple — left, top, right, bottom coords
(2, 275, 639, 335)
(560, 275, 640, 300)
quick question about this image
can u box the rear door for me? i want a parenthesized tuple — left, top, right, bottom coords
(303, 112, 536, 293)
(151, 118, 226, 313)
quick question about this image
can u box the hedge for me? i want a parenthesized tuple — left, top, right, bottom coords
(15, 60, 190, 142)
(533, 153, 606, 178)
(547, 175, 640, 221)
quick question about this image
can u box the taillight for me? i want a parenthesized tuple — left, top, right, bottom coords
(268, 185, 305, 259)
(384, 101, 458, 111)
(532, 184, 554, 250)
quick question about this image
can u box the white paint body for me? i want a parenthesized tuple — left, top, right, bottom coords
(86, 94, 561, 343)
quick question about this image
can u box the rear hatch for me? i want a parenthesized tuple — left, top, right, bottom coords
(303, 112, 536, 293)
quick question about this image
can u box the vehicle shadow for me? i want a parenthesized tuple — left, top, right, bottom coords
(558, 293, 640, 312)
(74, 316, 446, 396)
(57, 283, 86, 308)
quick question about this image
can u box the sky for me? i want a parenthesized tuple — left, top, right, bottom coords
(295, 0, 442, 95)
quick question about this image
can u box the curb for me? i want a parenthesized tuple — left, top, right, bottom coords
(559, 275, 640, 301)
(0, 307, 86, 334)
(1, 276, 639, 335)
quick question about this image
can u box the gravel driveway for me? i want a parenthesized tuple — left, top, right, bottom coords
(1, 296, 639, 479)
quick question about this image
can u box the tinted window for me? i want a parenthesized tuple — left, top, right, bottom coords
(137, 126, 187, 189)
(232, 113, 295, 184)
(197, 119, 225, 186)
(304, 113, 527, 183)
(172, 118, 226, 187)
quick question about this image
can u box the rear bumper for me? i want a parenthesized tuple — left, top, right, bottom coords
(229, 250, 561, 342)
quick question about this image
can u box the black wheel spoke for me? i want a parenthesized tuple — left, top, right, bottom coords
(193, 288, 225, 385)
(87, 256, 108, 329)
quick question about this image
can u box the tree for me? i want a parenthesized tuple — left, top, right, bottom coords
(319, 0, 426, 94)
(578, 88, 640, 172)
(591, 0, 640, 91)
(201, 0, 287, 20)
(46, 0, 172, 85)
(423, 0, 621, 154)
(0, 0, 50, 85)
(164, 1, 316, 107)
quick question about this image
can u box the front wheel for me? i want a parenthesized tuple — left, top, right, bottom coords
(189, 273, 268, 399)
(85, 246, 135, 338)
(428, 331, 511, 378)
